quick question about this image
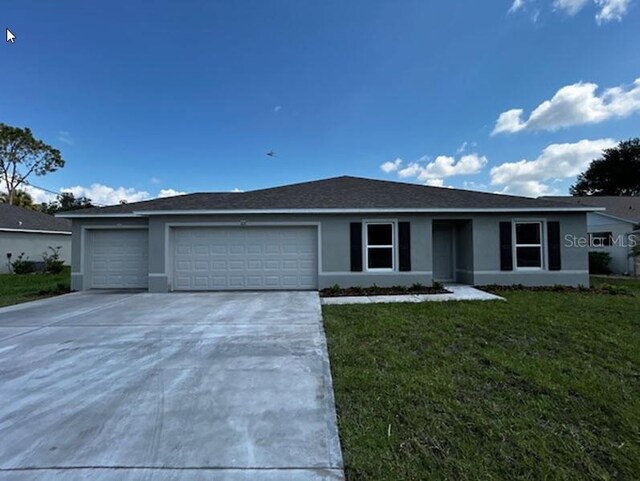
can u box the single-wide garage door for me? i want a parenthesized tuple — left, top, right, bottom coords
(89, 230, 149, 289)
(173, 227, 318, 290)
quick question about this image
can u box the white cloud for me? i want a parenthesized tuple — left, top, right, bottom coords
(274, 105, 282, 113)
(158, 188, 186, 198)
(61, 184, 151, 205)
(380, 158, 402, 173)
(398, 162, 422, 178)
(424, 178, 445, 187)
(509, 0, 528, 13)
(1, 179, 188, 206)
(490, 138, 616, 196)
(495, 181, 558, 197)
(554, 0, 590, 15)
(387, 153, 487, 186)
(25, 185, 57, 203)
(57, 130, 73, 145)
(0, 179, 57, 204)
(595, 0, 631, 23)
(553, 0, 631, 22)
(231, 187, 244, 193)
(463, 181, 489, 191)
(493, 77, 640, 134)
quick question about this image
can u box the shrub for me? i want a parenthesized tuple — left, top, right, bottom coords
(432, 281, 444, 291)
(38, 282, 71, 296)
(589, 251, 612, 275)
(42, 246, 65, 274)
(409, 282, 424, 292)
(11, 253, 35, 274)
(329, 284, 341, 294)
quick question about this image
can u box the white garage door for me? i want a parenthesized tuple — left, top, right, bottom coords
(89, 230, 149, 289)
(173, 227, 318, 290)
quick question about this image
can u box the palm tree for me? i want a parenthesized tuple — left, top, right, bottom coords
(0, 189, 36, 209)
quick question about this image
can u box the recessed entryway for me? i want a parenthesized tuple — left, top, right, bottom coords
(432, 220, 474, 284)
(433, 221, 455, 282)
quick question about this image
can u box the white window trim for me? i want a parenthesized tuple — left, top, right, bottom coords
(513, 220, 545, 271)
(364, 221, 396, 272)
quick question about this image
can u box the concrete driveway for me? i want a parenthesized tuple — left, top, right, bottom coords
(0, 291, 343, 480)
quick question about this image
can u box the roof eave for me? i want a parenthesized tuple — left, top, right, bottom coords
(0, 227, 71, 234)
(55, 212, 141, 219)
(133, 206, 604, 215)
(56, 206, 605, 219)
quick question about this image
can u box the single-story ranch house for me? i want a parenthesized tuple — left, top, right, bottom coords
(0, 203, 71, 273)
(59, 176, 601, 292)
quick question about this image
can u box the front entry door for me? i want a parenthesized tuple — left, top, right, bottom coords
(433, 223, 454, 282)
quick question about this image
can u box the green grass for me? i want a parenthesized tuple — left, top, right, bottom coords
(323, 277, 640, 480)
(0, 266, 71, 307)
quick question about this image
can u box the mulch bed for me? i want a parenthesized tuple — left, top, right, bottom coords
(479, 284, 633, 296)
(320, 285, 450, 298)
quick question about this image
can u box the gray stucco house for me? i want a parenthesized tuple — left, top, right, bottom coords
(543, 196, 640, 276)
(0, 203, 71, 273)
(59, 176, 599, 292)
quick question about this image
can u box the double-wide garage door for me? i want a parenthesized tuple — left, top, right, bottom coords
(173, 227, 318, 290)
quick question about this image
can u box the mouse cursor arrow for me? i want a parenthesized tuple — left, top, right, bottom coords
(6, 28, 16, 43)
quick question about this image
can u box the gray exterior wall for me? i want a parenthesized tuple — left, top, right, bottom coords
(69, 211, 590, 292)
(0, 231, 71, 274)
(470, 213, 589, 287)
(586, 213, 637, 275)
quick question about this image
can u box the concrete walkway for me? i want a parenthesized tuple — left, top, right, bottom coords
(321, 285, 504, 305)
(0, 291, 343, 481)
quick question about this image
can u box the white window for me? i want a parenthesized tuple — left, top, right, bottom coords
(365, 223, 395, 270)
(514, 222, 543, 269)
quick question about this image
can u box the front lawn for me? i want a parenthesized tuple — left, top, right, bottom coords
(323, 277, 640, 480)
(0, 267, 71, 308)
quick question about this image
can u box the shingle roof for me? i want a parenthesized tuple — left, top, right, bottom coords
(59, 176, 599, 217)
(541, 196, 640, 224)
(0, 203, 72, 232)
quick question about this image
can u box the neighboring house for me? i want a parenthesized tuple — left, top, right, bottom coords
(0, 203, 72, 273)
(58, 176, 599, 292)
(542, 196, 640, 276)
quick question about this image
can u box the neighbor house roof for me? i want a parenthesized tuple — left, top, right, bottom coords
(541, 196, 640, 224)
(58, 176, 603, 217)
(0, 203, 72, 233)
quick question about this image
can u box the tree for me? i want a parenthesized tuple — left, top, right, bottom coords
(0, 189, 35, 209)
(0, 123, 65, 205)
(39, 192, 94, 214)
(571, 138, 640, 196)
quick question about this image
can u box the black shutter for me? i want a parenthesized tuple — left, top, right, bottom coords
(499, 222, 513, 271)
(547, 221, 562, 271)
(350, 222, 363, 272)
(398, 222, 411, 272)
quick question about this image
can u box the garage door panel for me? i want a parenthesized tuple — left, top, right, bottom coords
(90, 230, 148, 289)
(173, 227, 317, 290)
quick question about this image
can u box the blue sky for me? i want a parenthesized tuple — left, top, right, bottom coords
(1, 0, 639, 205)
